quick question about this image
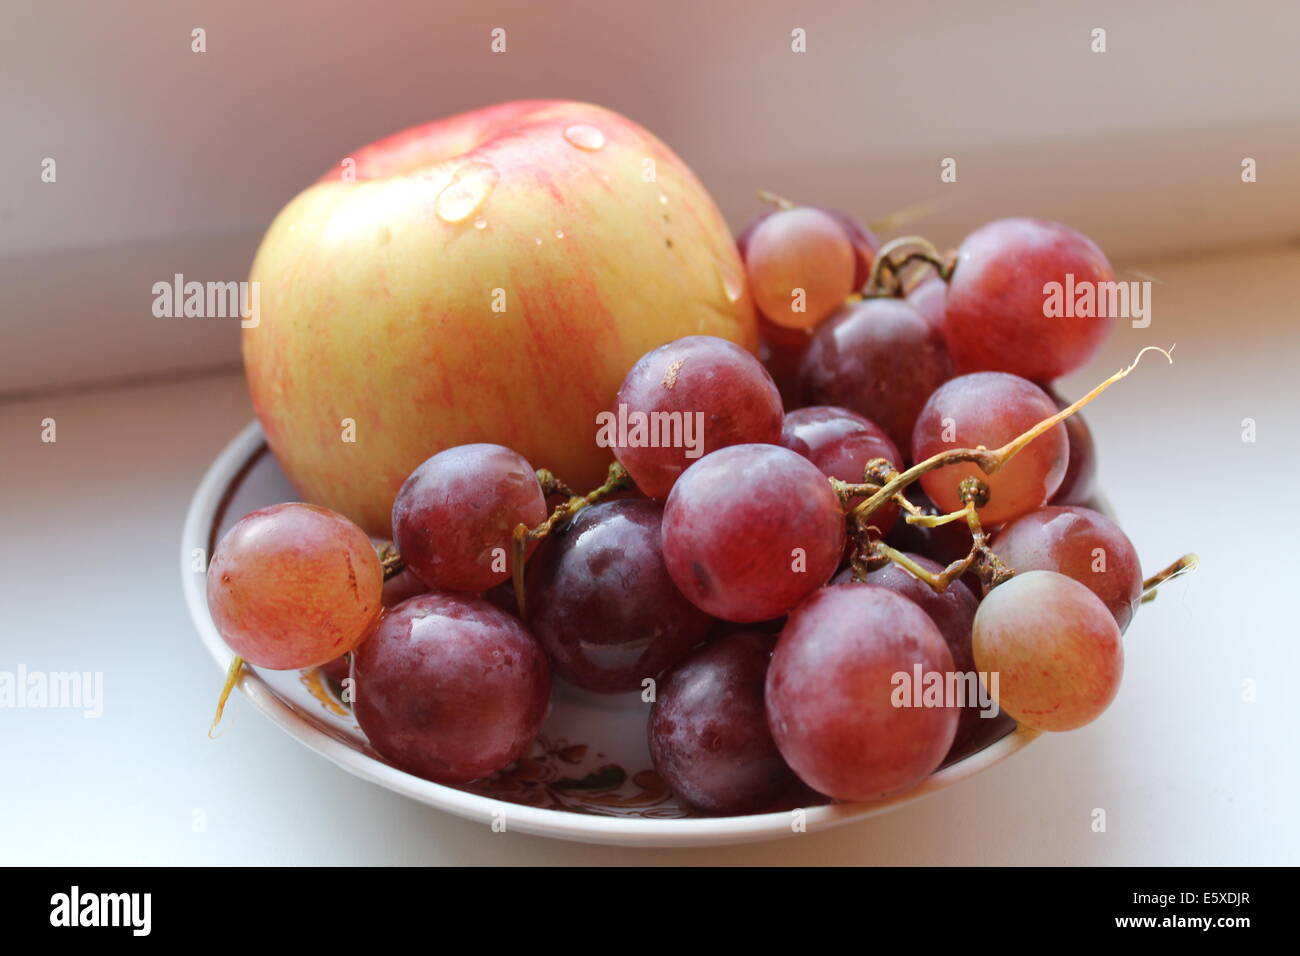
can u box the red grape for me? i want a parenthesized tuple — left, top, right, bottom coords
(832, 556, 1013, 759)
(991, 505, 1142, 632)
(906, 274, 948, 335)
(944, 218, 1116, 381)
(750, 298, 816, 404)
(662, 444, 845, 622)
(609, 336, 783, 500)
(526, 500, 713, 692)
(738, 205, 878, 292)
(1046, 388, 1099, 506)
(972, 570, 1122, 732)
(352, 592, 550, 782)
(743, 207, 856, 329)
(207, 503, 382, 669)
(912, 372, 1067, 525)
(779, 405, 901, 534)
(798, 297, 952, 459)
(391, 443, 547, 593)
(649, 631, 797, 813)
(757, 329, 806, 410)
(766, 584, 958, 801)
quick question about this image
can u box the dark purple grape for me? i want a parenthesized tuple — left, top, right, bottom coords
(319, 653, 351, 684)
(798, 297, 952, 460)
(352, 592, 550, 783)
(649, 631, 796, 814)
(392, 444, 547, 593)
(526, 499, 713, 692)
(780, 405, 901, 534)
(1046, 388, 1099, 506)
(381, 568, 428, 608)
(481, 578, 520, 617)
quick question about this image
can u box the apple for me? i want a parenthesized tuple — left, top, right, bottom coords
(244, 100, 756, 536)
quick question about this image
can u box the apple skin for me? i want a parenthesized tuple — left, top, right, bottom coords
(244, 100, 756, 536)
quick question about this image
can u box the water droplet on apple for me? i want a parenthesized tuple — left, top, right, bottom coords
(658, 193, 669, 205)
(563, 124, 606, 151)
(435, 162, 499, 224)
(473, 217, 487, 230)
(554, 229, 565, 239)
(534, 238, 544, 245)
(716, 261, 745, 304)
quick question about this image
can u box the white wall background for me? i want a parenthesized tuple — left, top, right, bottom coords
(3, 0, 1299, 394)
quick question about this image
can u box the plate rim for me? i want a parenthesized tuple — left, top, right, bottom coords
(180, 420, 1040, 847)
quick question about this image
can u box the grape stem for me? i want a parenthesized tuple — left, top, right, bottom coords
(893, 492, 926, 518)
(512, 462, 635, 618)
(209, 655, 244, 737)
(847, 346, 1178, 594)
(862, 482, 1014, 593)
(756, 188, 796, 210)
(377, 541, 405, 582)
(867, 198, 947, 235)
(535, 468, 577, 499)
(850, 345, 1176, 528)
(864, 235, 952, 297)
(1140, 552, 1200, 603)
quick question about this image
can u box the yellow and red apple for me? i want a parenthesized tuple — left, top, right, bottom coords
(244, 100, 755, 536)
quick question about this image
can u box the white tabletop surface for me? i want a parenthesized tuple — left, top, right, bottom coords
(2, 245, 1297, 865)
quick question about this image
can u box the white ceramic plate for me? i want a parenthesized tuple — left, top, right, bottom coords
(181, 421, 1040, 847)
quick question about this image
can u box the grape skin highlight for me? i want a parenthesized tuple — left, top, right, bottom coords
(352, 591, 551, 783)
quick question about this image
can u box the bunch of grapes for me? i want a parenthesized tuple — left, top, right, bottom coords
(205, 199, 1194, 814)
